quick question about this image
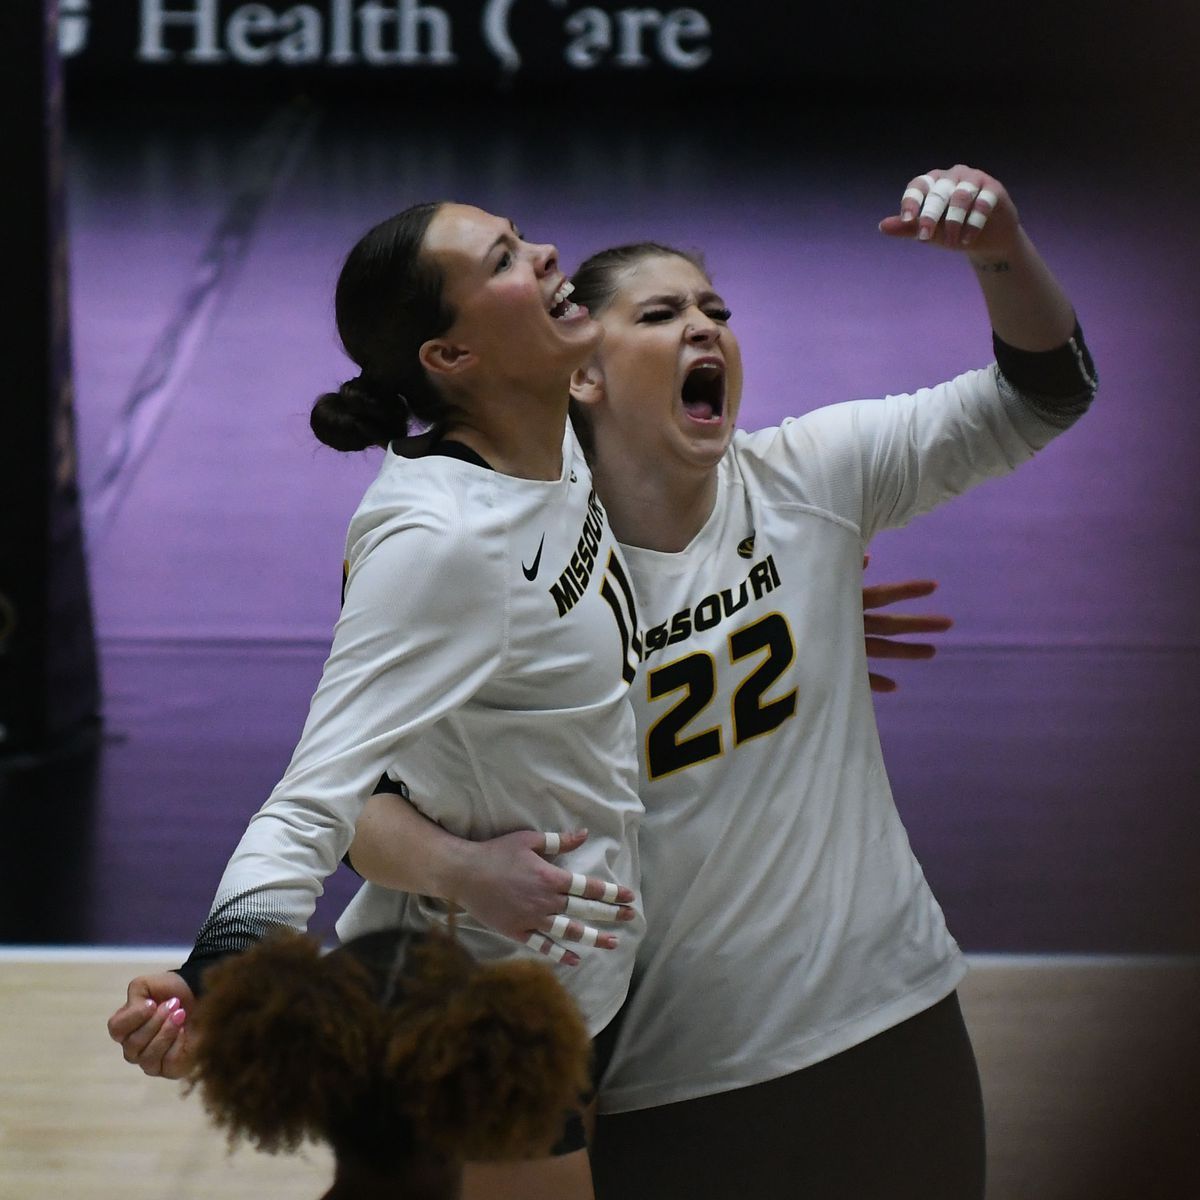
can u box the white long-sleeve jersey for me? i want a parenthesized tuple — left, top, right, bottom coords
(598, 365, 1084, 1111)
(187, 425, 645, 1036)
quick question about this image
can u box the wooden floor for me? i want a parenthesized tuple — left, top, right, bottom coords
(1, 952, 1197, 1200)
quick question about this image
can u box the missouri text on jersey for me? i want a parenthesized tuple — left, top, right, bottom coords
(550, 490, 607, 617)
(642, 554, 782, 659)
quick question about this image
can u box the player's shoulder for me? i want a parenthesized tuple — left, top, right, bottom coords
(727, 405, 862, 485)
(346, 453, 507, 568)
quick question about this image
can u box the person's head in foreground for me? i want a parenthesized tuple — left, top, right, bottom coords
(190, 929, 592, 1200)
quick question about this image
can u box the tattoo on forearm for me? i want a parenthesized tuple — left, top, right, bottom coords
(973, 259, 1011, 274)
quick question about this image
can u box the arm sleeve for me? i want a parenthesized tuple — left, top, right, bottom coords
(754, 332, 1095, 546)
(858, 354, 1096, 542)
(178, 521, 507, 992)
(992, 320, 1098, 429)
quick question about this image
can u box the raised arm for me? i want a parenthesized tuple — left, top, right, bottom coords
(879, 165, 1078, 350)
(821, 162, 1099, 544)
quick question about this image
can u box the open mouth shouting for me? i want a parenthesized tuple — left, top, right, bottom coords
(680, 358, 726, 424)
(548, 279, 586, 323)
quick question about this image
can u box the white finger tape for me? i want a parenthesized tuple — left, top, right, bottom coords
(930, 177, 956, 201)
(579, 927, 600, 947)
(567, 873, 589, 898)
(917, 173, 937, 190)
(902, 186, 926, 206)
(966, 210, 989, 229)
(599, 882, 619, 904)
(920, 192, 949, 222)
(542, 832, 560, 856)
(945, 205, 968, 225)
(975, 187, 999, 209)
(549, 914, 571, 939)
(564, 896, 618, 922)
(526, 932, 568, 962)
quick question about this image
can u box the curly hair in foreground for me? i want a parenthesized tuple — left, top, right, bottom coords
(190, 928, 592, 1199)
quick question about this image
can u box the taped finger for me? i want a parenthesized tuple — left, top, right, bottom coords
(563, 895, 623, 922)
(542, 831, 561, 857)
(946, 181, 979, 227)
(525, 932, 569, 963)
(542, 915, 604, 946)
(564, 874, 622, 903)
(901, 176, 933, 223)
(900, 186, 926, 221)
(966, 187, 998, 232)
(920, 177, 956, 225)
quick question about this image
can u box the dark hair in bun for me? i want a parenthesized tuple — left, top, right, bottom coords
(311, 203, 459, 452)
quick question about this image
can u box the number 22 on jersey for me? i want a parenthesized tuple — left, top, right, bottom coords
(644, 612, 797, 780)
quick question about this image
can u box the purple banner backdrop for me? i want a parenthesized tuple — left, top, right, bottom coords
(63, 100, 1200, 950)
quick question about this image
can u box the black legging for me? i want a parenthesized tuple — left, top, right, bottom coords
(591, 991, 985, 1200)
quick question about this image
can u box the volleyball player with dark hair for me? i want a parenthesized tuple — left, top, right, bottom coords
(109, 201, 649, 1200)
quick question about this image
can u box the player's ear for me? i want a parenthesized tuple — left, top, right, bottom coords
(569, 361, 605, 408)
(420, 337, 477, 380)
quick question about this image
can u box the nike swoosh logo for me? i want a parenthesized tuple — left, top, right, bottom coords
(522, 534, 546, 581)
